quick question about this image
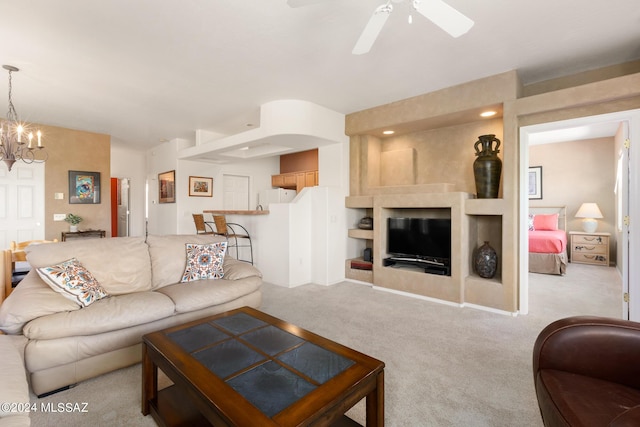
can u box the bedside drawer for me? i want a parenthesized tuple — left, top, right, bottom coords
(572, 252, 608, 266)
(572, 235, 608, 245)
(569, 232, 610, 267)
(572, 243, 607, 255)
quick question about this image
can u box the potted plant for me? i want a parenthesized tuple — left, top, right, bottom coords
(64, 213, 83, 232)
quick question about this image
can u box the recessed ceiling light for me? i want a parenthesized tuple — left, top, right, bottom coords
(480, 111, 497, 118)
(383, 130, 395, 135)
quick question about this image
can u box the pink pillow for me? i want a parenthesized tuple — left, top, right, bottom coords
(533, 213, 558, 231)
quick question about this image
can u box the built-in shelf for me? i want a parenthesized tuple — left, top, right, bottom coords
(465, 198, 506, 215)
(465, 274, 502, 287)
(345, 258, 373, 283)
(345, 196, 373, 208)
(348, 229, 373, 239)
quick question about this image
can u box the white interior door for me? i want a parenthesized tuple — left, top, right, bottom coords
(0, 163, 45, 248)
(223, 174, 250, 210)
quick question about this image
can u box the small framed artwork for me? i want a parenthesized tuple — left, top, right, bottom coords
(69, 170, 101, 204)
(158, 170, 176, 204)
(528, 166, 543, 200)
(189, 176, 213, 197)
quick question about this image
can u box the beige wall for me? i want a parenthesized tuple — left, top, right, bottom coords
(380, 119, 503, 193)
(42, 124, 111, 241)
(346, 63, 640, 312)
(529, 137, 616, 262)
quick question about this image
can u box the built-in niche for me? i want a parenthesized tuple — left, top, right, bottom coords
(468, 215, 502, 280)
(382, 208, 452, 276)
(372, 192, 471, 304)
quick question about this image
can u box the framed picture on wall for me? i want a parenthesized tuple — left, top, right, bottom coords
(158, 170, 176, 203)
(528, 166, 543, 200)
(189, 176, 213, 197)
(69, 170, 101, 204)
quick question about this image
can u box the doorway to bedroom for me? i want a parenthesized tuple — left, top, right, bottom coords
(520, 109, 640, 320)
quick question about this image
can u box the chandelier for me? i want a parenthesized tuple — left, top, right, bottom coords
(0, 65, 46, 171)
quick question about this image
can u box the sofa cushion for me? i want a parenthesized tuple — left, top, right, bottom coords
(147, 234, 228, 289)
(0, 272, 80, 335)
(26, 236, 152, 294)
(158, 275, 262, 313)
(222, 258, 263, 281)
(22, 291, 176, 340)
(36, 258, 109, 307)
(0, 335, 29, 419)
(182, 242, 227, 282)
(538, 369, 640, 426)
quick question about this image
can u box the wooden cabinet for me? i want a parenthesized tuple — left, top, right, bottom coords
(271, 175, 284, 187)
(569, 231, 610, 266)
(305, 171, 317, 187)
(271, 170, 318, 192)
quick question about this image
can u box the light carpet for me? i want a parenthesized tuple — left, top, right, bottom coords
(29, 263, 622, 426)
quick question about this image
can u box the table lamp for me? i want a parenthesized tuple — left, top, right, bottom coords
(575, 202, 603, 233)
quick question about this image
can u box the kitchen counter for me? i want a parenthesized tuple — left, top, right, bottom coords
(203, 210, 269, 215)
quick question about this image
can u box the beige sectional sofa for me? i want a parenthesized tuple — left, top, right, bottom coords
(0, 335, 29, 427)
(0, 234, 262, 397)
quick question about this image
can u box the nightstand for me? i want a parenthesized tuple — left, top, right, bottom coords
(569, 231, 610, 266)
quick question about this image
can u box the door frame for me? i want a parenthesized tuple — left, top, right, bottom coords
(519, 109, 640, 319)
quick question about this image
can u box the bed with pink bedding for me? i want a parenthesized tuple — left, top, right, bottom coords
(528, 207, 568, 275)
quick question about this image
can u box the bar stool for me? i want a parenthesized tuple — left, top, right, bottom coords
(212, 215, 253, 264)
(192, 214, 215, 234)
(6, 239, 58, 296)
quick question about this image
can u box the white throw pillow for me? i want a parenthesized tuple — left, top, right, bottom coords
(36, 258, 109, 307)
(181, 242, 227, 282)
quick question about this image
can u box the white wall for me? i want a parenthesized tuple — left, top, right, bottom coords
(110, 140, 147, 237)
(143, 136, 350, 288)
(315, 142, 350, 285)
(147, 138, 280, 236)
(250, 141, 350, 287)
(175, 156, 279, 234)
(146, 139, 184, 235)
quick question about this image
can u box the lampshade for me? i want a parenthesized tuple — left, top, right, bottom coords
(575, 202, 603, 233)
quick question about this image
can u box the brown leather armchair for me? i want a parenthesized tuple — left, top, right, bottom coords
(533, 316, 640, 426)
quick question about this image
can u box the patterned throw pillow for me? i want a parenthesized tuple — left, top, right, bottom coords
(528, 214, 535, 231)
(181, 242, 227, 282)
(36, 258, 109, 307)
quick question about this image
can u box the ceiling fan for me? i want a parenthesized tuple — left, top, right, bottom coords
(287, 0, 474, 55)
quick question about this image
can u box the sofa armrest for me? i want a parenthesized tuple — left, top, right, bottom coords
(533, 316, 640, 389)
(610, 405, 640, 427)
(223, 257, 262, 280)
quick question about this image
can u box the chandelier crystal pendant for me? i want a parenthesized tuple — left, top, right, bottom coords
(0, 65, 47, 171)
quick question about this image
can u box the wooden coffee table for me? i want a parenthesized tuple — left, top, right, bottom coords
(142, 306, 385, 426)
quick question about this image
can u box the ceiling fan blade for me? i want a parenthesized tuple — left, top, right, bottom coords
(287, 0, 328, 7)
(413, 0, 474, 37)
(352, 4, 393, 55)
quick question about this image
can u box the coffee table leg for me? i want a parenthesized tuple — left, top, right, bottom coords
(366, 370, 384, 427)
(141, 344, 158, 416)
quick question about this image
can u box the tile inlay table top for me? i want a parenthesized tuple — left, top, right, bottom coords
(142, 306, 385, 426)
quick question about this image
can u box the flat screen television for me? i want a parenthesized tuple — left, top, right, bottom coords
(387, 217, 451, 264)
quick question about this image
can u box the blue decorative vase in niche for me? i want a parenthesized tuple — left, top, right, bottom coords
(474, 241, 497, 279)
